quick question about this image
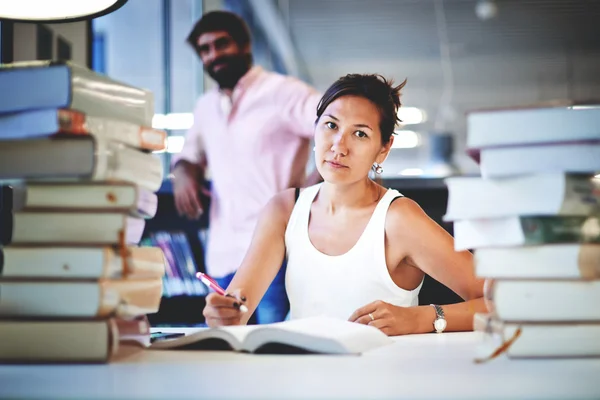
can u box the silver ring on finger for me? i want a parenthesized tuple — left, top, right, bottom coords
(368, 313, 375, 322)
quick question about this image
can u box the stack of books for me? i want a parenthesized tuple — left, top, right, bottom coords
(444, 102, 600, 359)
(0, 61, 168, 363)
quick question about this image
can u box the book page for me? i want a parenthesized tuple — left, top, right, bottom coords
(150, 325, 259, 351)
(243, 317, 393, 354)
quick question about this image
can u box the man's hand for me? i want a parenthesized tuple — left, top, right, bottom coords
(172, 161, 210, 220)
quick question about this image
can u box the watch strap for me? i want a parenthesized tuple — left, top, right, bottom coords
(430, 304, 445, 319)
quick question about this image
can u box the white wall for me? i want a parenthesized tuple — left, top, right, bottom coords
(92, 0, 165, 114)
(93, 0, 208, 115)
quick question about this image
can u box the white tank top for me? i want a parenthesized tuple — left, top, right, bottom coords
(285, 183, 423, 320)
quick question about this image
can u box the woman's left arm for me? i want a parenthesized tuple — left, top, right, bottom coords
(350, 198, 488, 334)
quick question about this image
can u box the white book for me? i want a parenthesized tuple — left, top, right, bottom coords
(474, 313, 600, 358)
(444, 173, 600, 221)
(0, 108, 167, 152)
(479, 141, 600, 178)
(487, 280, 600, 322)
(0, 136, 164, 192)
(1, 212, 146, 246)
(150, 317, 393, 355)
(0, 61, 154, 127)
(0, 279, 163, 318)
(475, 244, 600, 279)
(10, 182, 157, 219)
(0, 246, 166, 279)
(467, 105, 600, 149)
(453, 215, 600, 250)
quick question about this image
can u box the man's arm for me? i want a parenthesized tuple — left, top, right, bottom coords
(172, 159, 210, 219)
(171, 104, 209, 219)
(283, 78, 321, 138)
(282, 78, 323, 187)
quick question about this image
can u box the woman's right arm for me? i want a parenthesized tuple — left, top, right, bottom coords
(202, 189, 296, 326)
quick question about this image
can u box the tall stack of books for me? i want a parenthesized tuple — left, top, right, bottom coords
(0, 61, 168, 363)
(444, 102, 600, 359)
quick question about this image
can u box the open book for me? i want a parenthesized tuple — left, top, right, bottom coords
(149, 317, 393, 355)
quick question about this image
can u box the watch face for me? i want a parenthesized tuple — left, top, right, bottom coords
(434, 318, 447, 332)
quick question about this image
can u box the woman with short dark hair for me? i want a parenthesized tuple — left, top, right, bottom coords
(203, 73, 486, 336)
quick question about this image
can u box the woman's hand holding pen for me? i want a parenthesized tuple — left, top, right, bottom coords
(198, 272, 248, 327)
(203, 289, 248, 327)
(348, 300, 420, 336)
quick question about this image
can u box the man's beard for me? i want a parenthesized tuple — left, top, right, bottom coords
(205, 53, 252, 90)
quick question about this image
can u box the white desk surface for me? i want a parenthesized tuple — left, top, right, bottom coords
(1, 328, 599, 399)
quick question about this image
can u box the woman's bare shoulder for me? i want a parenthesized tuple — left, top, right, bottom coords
(385, 195, 430, 234)
(263, 187, 303, 224)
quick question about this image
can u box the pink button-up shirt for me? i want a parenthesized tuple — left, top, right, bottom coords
(173, 66, 321, 277)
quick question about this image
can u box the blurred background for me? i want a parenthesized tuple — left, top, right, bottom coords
(2, 0, 599, 325)
(87, 0, 600, 179)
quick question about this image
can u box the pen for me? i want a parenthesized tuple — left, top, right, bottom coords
(196, 272, 249, 313)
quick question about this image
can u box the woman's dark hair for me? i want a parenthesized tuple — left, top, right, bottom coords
(186, 11, 251, 49)
(316, 74, 407, 145)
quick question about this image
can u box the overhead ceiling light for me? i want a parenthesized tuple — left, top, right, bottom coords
(397, 107, 427, 125)
(399, 168, 424, 177)
(165, 136, 185, 154)
(0, 0, 127, 23)
(152, 113, 194, 131)
(571, 105, 600, 110)
(475, 0, 498, 21)
(392, 130, 420, 149)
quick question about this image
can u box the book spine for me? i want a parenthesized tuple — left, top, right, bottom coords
(173, 232, 207, 295)
(0, 319, 112, 362)
(15, 183, 156, 219)
(169, 232, 204, 295)
(1, 247, 108, 279)
(161, 232, 198, 296)
(152, 234, 186, 296)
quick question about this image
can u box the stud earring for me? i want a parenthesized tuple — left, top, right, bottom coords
(373, 163, 383, 174)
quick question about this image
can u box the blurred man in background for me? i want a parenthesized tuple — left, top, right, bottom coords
(171, 11, 321, 324)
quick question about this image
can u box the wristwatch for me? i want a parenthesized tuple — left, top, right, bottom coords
(430, 304, 447, 333)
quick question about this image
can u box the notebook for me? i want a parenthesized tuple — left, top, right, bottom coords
(150, 317, 393, 355)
